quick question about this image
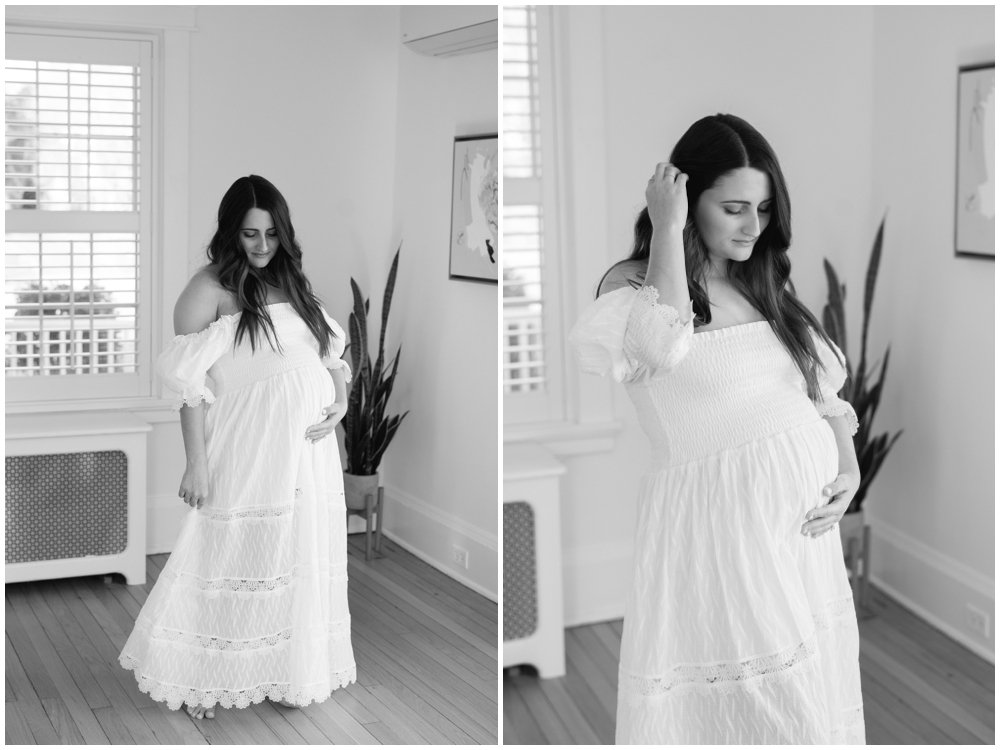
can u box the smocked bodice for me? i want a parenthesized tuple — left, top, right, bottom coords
(569, 285, 858, 469)
(628, 322, 823, 467)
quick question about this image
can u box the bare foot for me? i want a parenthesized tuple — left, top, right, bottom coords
(275, 699, 299, 708)
(184, 703, 216, 720)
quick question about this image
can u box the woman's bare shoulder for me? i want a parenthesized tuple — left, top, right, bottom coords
(598, 259, 648, 296)
(174, 265, 228, 334)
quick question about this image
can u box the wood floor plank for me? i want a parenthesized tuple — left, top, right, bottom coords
(23, 584, 111, 711)
(40, 696, 86, 744)
(6, 701, 35, 744)
(352, 574, 496, 673)
(514, 674, 576, 744)
(8, 587, 117, 743)
(5, 594, 61, 701)
(503, 676, 545, 745)
(50, 583, 156, 713)
(351, 590, 495, 703)
(354, 620, 496, 739)
(245, 700, 308, 745)
(352, 630, 477, 744)
(262, 702, 333, 745)
(534, 674, 603, 744)
(140, 705, 208, 745)
(6, 630, 107, 744)
(7, 536, 498, 747)
(349, 561, 497, 658)
(861, 638, 988, 744)
(351, 683, 440, 744)
(92, 705, 138, 744)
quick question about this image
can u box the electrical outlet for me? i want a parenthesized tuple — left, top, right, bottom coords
(451, 546, 469, 570)
(966, 605, 990, 638)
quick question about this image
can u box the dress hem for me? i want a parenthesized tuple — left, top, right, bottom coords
(118, 654, 357, 711)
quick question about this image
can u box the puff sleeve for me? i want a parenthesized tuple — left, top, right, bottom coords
(319, 308, 352, 382)
(156, 315, 236, 410)
(568, 284, 695, 384)
(813, 334, 859, 436)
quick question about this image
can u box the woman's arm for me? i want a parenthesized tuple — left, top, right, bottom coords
(174, 269, 221, 509)
(643, 162, 691, 312)
(801, 414, 861, 538)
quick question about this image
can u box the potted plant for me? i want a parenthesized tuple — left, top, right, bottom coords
(821, 215, 903, 588)
(342, 246, 409, 511)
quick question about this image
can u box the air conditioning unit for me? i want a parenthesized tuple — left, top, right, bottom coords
(401, 6, 497, 57)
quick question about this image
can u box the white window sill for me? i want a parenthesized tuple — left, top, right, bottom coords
(7, 397, 180, 424)
(504, 419, 622, 457)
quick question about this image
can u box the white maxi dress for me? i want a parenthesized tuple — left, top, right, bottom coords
(119, 303, 357, 710)
(569, 284, 866, 744)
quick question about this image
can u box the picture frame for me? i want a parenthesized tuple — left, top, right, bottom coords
(955, 62, 994, 259)
(449, 134, 498, 283)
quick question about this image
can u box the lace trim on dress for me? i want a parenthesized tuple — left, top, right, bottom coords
(117, 654, 356, 710)
(634, 284, 686, 325)
(622, 595, 857, 698)
(168, 565, 349, 593)
(170, 391, 217, 410)
(148, 619, 352, 651)
(817, 398, 860, 436)
(199, 503, 295, 521)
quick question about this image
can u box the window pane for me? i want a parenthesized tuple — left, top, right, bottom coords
(5, 232, 140, 376)
(5, 59, 140, 211)
(502, 5, 541, 180)
(503, 204, 545, 393)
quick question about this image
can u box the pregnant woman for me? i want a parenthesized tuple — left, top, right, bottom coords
(119, 175, 356, 718)
(570, 114, 865, 744)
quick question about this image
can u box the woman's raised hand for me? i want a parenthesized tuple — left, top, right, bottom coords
(646, 162, 689, 233)
(179, 462, 209, 509)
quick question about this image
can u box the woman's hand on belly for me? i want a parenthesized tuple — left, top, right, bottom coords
(304, 401, 347, 444)
(800, 470, 860, 538)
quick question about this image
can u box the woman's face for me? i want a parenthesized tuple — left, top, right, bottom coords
(239, 207, 279, 268)
(693, 167, 773, 267)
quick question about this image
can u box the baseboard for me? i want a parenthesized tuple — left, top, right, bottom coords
(867, 518, 995, 663)
(561, 542, 632, 627)
(380, 529, 497, 603)
(380, 483, 498, 602)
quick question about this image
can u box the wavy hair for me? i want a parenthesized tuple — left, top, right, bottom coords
(207, 175, 334, 359)
(599, 114, 840, 401)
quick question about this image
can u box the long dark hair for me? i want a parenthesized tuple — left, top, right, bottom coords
(600, 114, 840, 402)
(207, 175, 334, 358)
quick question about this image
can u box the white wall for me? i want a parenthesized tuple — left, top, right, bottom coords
(868, 5, 994, 660)
(383, 36, 498, 600)
(557, 5, 878, 626)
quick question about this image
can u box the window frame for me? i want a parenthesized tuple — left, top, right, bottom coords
(503, 5, 567, 426)
(4, 8, 195, 417)
(5, 29, 154, 403)
(503, 6, 621, 454)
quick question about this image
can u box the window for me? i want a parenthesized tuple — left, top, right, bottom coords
(5, 30, 153, 403)
(503, 5, 565, 425)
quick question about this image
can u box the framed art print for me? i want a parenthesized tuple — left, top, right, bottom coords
(955, 63, 995, 259)
(449, 134, 498, 282)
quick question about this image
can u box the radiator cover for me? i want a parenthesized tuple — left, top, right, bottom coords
(503, 499, 538, 641)
(5, 450, 128, 564)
